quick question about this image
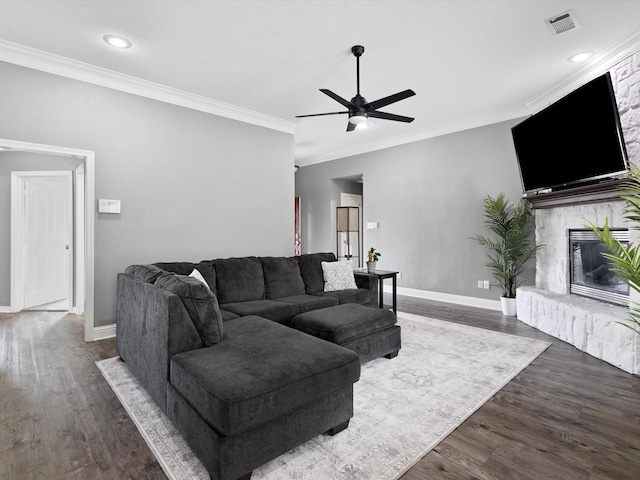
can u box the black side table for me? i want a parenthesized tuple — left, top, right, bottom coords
(354, 270, 398, 314)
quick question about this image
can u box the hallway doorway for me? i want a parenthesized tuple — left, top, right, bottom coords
(2, 138, 96, 341)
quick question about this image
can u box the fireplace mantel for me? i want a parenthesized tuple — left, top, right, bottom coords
(525, 178, 626, 209)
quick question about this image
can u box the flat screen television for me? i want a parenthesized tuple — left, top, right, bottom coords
(511, 72, 629, 195)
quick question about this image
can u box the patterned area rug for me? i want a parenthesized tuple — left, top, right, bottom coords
(96, 312, 551, 480)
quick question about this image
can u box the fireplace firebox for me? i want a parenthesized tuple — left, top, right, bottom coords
(569, 229, 629, 306)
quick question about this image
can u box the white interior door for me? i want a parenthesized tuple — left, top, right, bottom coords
(22, 173, 72, 309)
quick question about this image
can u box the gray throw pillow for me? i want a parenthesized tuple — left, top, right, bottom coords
(124, 264, 166, 283)
(154, 273, 224, 346)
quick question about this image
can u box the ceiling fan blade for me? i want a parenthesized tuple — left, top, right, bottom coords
(368, 111, 415, 123)
(346, 121, 357, 132)
(365, 89, 415, 111)
(320, 89, 355, 109)
(296, 111, 348, 118)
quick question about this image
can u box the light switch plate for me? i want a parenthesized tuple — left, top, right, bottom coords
(98, 198, 121, 214)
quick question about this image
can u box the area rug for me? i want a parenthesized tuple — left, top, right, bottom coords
(96, 312, 551, 480)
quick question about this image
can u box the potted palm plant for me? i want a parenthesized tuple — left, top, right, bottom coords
(472, 193, 542, 316)
(367, 247, 381, 273)
(587, 163, 640, 335)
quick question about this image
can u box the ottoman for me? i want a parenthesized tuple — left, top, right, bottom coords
(292, 303, 401, 363)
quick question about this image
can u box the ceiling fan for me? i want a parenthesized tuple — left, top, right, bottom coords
(296, 45, 416, 132)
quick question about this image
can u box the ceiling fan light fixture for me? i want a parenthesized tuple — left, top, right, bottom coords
(348, 114, 368, 125)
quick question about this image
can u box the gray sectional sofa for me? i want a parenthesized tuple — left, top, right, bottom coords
(116, 253, 377, 480)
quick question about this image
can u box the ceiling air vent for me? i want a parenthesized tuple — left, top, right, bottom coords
(545, 10, 580, 35)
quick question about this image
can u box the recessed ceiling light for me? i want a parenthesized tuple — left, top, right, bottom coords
(568, 51, 593, 63)
(103, 35, 132, 49)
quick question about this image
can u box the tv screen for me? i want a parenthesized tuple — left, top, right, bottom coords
(512, 72, 628, 195)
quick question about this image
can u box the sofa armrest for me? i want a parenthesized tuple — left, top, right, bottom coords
(116, 273, 202, 413)
(354, 273, 378, 308)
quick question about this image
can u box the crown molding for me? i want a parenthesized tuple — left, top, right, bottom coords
(0, 39, 297, 135)
(526, 27, 640, 114)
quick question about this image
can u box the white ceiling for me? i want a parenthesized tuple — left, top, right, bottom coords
(1, 0, 639, 166)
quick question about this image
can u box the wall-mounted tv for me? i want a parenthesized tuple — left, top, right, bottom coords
(512, 72, 629, 195)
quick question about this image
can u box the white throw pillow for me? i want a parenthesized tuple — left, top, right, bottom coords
(189, 268, 211, 291)
(321, 261, 358, 292)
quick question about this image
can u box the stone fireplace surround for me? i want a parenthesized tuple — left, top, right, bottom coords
(517, 200, 640, 375)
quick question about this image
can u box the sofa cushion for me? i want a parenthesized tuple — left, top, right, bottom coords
(154, 274, 224, 347)
(260, 256, 306, 299)
(214, 257, 266, 304)
(195, 260, 217, 294)
(297, 252, 337, 293)
(273, 294, 339, 313)
(220, 299, 299, 325)
(220, 309, 240, 322)
(153, 261, 197, 276)
(311, 288, 371, 305)
(322, 261, 358, 291)
(124, 264, 166, 283)
(170, 316, 361, 436)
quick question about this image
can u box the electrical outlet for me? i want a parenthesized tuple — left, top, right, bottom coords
(483, 280, 491, 289)
(477, 280, 483, 288)
(397, 272, 402, 279)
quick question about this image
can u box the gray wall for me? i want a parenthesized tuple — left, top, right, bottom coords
(0, 61, 294, 326)
(0, 152, 83, 305)
(295, 118, 533, 302)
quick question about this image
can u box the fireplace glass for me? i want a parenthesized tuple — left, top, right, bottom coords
(569, 229, 629, 306)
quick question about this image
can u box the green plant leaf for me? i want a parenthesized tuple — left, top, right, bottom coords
(586, 163, 640, 336)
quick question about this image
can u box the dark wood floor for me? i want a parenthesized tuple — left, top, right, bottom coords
(1, 296, 639, 479)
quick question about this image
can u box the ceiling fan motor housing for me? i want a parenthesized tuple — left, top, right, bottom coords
(349, 93, 368, 122)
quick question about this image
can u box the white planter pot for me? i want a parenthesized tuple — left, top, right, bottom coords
(500, 296, 517, 316)
(366, 261, 377, 273)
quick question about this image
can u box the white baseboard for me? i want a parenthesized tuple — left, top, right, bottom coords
(0, 306, 11, 313)
(384, 285, 502, 311)
(93, 323, 116, 341)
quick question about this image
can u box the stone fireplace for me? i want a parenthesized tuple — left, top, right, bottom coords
(517, 199, 640, 374)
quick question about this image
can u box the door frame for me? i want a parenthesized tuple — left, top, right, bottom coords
(340, 193, 363, 267)
(12, 171, 73, 311)
(4, 138, 96, 341)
